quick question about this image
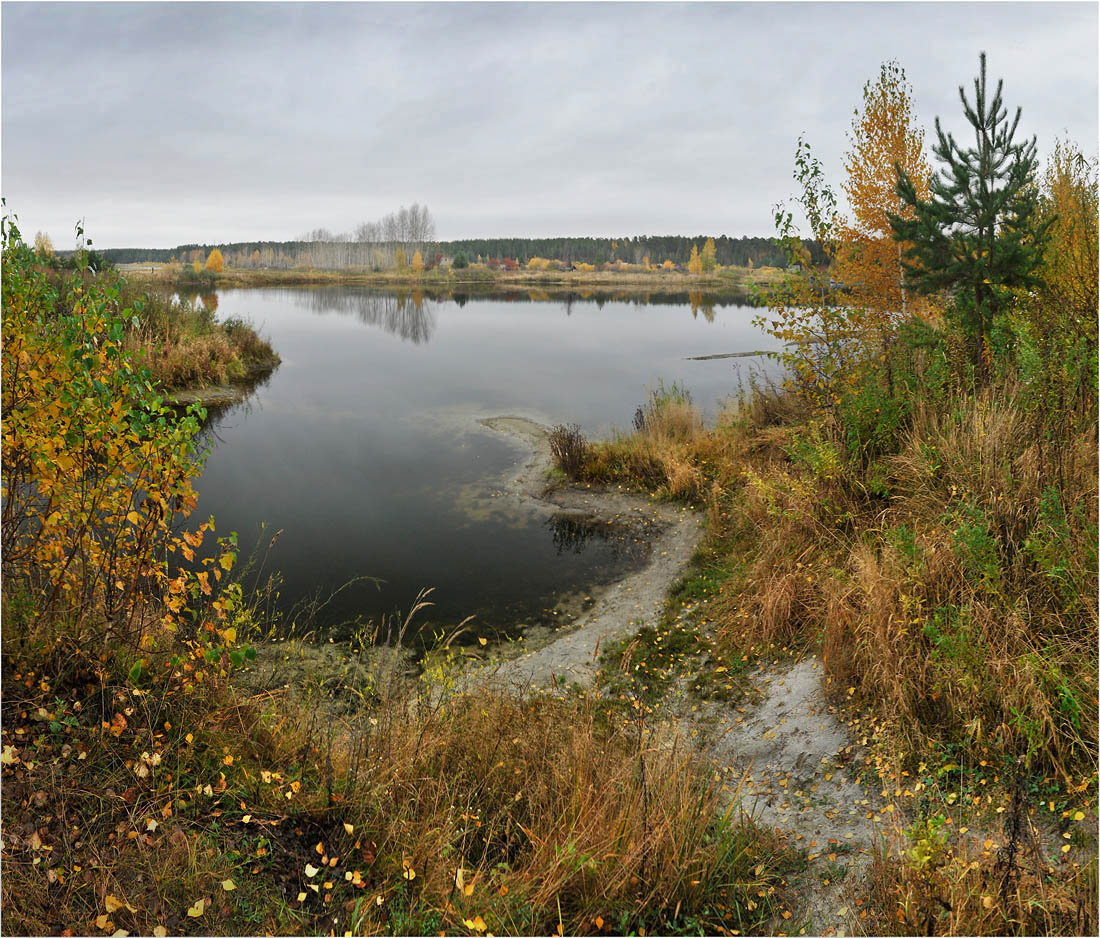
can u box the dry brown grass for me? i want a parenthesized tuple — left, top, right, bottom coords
(118, 288, 279, 390)
(325, 685, 794, 935)
(584, 390, 729, 501)
(583, 363, 1098, 933)
(1, 626, 795, 936)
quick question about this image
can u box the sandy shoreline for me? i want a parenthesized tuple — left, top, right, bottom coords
(466, 415, 703, 691)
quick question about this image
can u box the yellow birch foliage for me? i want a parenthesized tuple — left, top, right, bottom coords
(836, 61, 932, 329)
(687, 244, 702, 275)
(411, 250, 424, 274)
(204, 248, 225, 273)
(1036, 138, 1098, 336)
(1, 217, 239, 653)
(34, 231, 54, 258)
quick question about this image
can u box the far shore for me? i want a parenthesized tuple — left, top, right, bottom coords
(117, 262, 787, 293)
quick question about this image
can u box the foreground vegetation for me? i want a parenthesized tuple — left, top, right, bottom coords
(554, 60, 1099, 937)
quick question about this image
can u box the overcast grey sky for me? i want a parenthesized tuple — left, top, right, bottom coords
(2, 1, 1096, 249)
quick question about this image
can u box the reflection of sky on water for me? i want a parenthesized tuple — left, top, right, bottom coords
(188, 287, 783, 635)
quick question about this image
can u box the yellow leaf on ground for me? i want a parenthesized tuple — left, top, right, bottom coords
(221, 879, 236, 891)
(186, 898, 205, 918)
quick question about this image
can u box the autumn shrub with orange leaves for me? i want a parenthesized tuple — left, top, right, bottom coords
(2, 216, 235, 651)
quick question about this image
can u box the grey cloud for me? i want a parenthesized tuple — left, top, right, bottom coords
(3, 2, 1096, 248)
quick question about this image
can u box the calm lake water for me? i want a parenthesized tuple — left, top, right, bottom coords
(189, 286, 783, 641)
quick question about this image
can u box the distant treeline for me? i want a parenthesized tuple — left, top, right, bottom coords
(98, 235, 822, 270)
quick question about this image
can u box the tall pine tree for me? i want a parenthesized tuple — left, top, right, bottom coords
(889, 52, 1052, 367)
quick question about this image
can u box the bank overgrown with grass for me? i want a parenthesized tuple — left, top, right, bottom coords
(550, 117, 1099, 937)
(119, 287, 280, 392)
(29, 251, 280, 393)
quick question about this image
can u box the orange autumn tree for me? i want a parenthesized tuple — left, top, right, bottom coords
(410, 250, 424, 274)
(204, 247, 225, 273)
(836, 61, 932, 334)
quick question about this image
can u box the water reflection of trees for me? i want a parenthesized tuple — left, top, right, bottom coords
(296, 289, 437, 344)
(547, 513, 650, 560)
(688, 291, 716, 322)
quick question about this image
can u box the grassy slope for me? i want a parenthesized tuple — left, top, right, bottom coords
(574, 340, 1098, 935)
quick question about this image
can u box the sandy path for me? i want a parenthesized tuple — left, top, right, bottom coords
(686, 656, 885, 936)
